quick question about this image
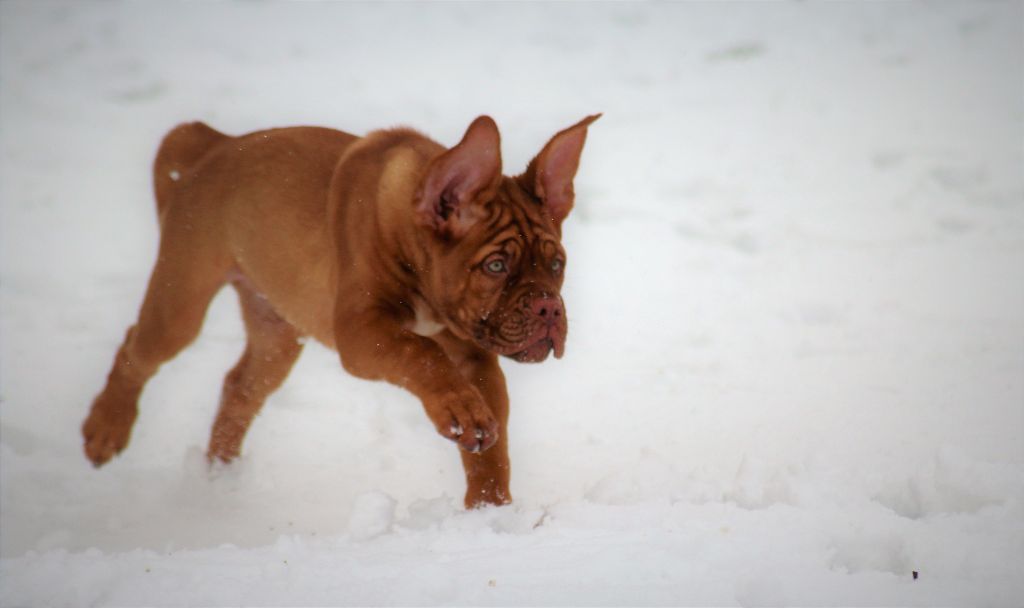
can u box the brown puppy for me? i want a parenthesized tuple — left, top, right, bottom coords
(81, 114, 599, 508)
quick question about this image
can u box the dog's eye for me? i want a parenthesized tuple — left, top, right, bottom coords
(551, 259, 563, 274)
(485, 258, 507, 275)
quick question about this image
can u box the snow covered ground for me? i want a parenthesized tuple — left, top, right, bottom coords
(2, 1, 1022, 605)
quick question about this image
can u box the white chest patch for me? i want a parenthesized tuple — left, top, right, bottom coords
(409, 302, 446, 337)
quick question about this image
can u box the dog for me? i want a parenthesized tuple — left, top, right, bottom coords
(81, 114, 599, 508)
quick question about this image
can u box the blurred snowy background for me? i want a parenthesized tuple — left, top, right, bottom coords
(1, 1, 1022, 605)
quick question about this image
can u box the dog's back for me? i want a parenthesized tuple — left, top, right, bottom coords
(150, 124, 360, 345)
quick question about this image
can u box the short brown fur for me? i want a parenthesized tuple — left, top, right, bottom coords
(82, 115, 599, 508)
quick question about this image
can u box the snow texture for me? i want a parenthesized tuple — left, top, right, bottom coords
(2, 1, 1022, 606)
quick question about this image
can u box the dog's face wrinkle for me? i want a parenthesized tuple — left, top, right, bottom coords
(440, 182, 565, 357)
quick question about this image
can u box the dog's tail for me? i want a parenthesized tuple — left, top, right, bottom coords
(153, 121, 228, 222)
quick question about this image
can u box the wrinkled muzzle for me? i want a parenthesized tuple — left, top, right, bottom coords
(479, 294, 567, 363)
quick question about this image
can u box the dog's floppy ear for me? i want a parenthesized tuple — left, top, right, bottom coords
(519, 113, 601, 226)
(415, 115, 502, 239)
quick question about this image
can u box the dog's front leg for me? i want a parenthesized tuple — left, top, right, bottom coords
(432, 331, 511, 508)
(335, 308, 499, 455)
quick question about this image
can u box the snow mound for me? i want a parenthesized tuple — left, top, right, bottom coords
(347, 492, 396, 541)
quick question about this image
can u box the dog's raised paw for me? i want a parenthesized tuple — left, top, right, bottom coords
(433, 389, 499, 453)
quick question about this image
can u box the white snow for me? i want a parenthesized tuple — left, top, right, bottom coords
(347, 492, 397, 542)
(2, 1, 1022, 606)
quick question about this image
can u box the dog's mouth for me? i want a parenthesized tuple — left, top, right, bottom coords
(485, 325, 566, 364)
(464, 301, 568, 363)
(509, 338, 557, 363)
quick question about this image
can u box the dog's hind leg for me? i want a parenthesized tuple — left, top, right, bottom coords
(82, 219, 231, 467)
(206, 276, 303, 464)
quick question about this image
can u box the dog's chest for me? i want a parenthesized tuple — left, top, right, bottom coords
(408, 300, 446, 337)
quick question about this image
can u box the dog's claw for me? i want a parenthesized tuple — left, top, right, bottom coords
(432, 388, 499, 453)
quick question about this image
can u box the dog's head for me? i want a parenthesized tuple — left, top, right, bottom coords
(413, 114, 599, 363)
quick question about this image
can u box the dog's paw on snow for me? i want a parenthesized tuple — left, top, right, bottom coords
(180, 446, 250, 480)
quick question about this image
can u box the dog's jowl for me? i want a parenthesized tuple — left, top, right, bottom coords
(82, 114, 599, 508)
